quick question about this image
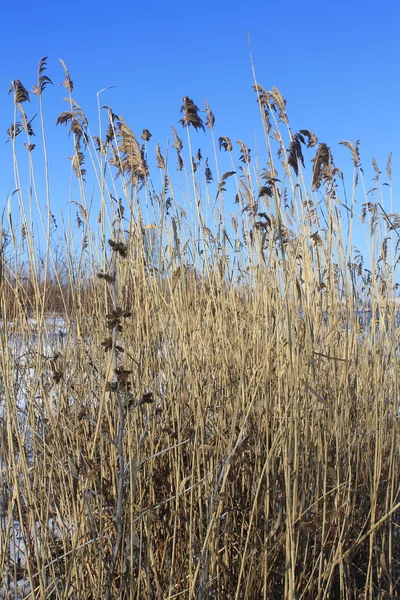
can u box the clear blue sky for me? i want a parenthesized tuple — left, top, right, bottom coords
(1, 0, 399, 261)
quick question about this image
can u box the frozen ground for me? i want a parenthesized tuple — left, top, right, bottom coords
(0, 318, 70, 599)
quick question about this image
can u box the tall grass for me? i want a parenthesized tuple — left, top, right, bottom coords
(1, 58, 400, 599)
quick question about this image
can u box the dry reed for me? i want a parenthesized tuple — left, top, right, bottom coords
(0, 58, 400, 599)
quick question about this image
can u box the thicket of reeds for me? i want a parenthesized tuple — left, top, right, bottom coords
(1, 57, 400, 599)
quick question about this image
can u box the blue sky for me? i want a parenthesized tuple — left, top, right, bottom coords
(1, 0, 399, 261)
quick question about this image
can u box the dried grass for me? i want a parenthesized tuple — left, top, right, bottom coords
(0, 59, 400, 599)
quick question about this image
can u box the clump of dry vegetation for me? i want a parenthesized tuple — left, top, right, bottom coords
(1, 58, 400, 599)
